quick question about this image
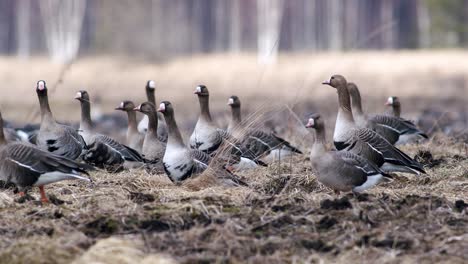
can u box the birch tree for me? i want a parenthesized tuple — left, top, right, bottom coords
(39, 0, 86, 63)
(257, 0, 284, 64)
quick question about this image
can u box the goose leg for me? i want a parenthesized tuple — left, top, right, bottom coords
(39, 186, 49, 203)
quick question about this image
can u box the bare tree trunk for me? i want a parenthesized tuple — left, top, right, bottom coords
(16, 0, 31, 58)
(257, 0, 284, 64)
(328, 0, 342, 50)
(416, 0, 431, 48)
(381, 0, 395, 49)
(304, 0, 316, 50)
(40, 0, 86, 63)
(229, 0, 241, 52)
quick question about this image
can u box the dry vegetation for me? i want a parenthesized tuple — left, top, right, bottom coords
(0, 52, 467, 263)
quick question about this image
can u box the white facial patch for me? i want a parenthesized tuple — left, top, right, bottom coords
(387, 97, 393, 104)
(306, 118, 315, 127)
(196, 86, 202, 93)
(158, 103, 166, 112)
(75, 92, 82, 99)
(228, 98, 234, 105)
(37, 81, 45, 90)
(148, 80, 155, 88)
(120, 102, 124, 108)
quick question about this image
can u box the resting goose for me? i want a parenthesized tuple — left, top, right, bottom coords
(115, 100, 144, 152)
(323, 75, 425, 175)
(385, 96, 401, 117)
(0, 111, 91, 203)
(75, 90, 143, 168)
(348, 83, 428, 145)
(158, 101, 245, 186)
(306, 114, 391, 193)
(226, 95, 302, 163)
(134, 102, 166, 173)
(189, 85, 223, 154)
(137, 80, 168, 141)
(35, 80, 86, 160)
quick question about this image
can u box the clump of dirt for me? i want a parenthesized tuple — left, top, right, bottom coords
(320, 197, 353, 210)
(414, 150, 445, 168)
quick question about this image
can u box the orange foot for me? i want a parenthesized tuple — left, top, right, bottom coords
(39, 186, 49, 204)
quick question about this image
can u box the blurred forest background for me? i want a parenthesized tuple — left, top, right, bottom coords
(1, 0, 468, 63)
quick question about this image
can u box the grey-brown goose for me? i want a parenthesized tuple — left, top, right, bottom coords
(306, 114, 391, 193)
(158, 101, 246, 186)
(385, 96, 401, 117)
(225, 95, 302, 163)
(75, 90, 143, 168)
(323, 75, 425, 175)
(115, 100, 144, 152)
(35, 80, 86, 160)
(189, 85, 223, 154)
(137, 80, 168, 141)
(134, 102, 166, 173)
(0, 110, 91, 203)
(227, 95, 242, 133)
(348, 83, 428, 145)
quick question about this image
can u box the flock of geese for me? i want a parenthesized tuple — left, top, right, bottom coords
(0, 74, 429, 203)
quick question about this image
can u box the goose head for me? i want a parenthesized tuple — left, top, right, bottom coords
(146, 80, 156, 92)
(227, 95, 241, 107)
(36, 80, 48, 96)
(157, 101, 174, 116)
(322, 75, 347, 89)
(74, 90, 90, 102)
(305, 113, 323, 129)
(115, 100, 136, 112)
(194, 85, 209, 97)
(385, 96, 399, 106)
(133, 102, 156, 115)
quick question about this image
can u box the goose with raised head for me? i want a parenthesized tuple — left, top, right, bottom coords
(158, 101, 246, 186)
(227, 95, 302, 163)
(75, 90, 143, 169)
(348, 83, 428, 145)
(35, 80, 86, 160)
(189, 85, 223, 154)
(137, 80, 168, 141)
(134, 102, 166, 173)
(0, 110, 92, 203)
(323, 75, 425, 175)
(115, 100, 144, 152)
(306, 114, 391, 193)
(385, 96, 401, 117)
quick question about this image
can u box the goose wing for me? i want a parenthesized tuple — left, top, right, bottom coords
(94, 134, 143, 162)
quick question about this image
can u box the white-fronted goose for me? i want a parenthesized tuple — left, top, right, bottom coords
(348, 83, 428, 145)
(75, 90, 143, 168)
(158, 101, 246, 186)
(35, 80, 86, 160)
(305, 114, 391, 193)
(115, 100, 144, 152)
(385, 96, 401, 117)
(227, 95, 242, 133)
(323, 75, 425, 175)
(189, 85, 223, 154)
(0, 110, 91, 203)
(134, 102, 166, 173)
(226, 95, 302, 163)
(137, 80, 168, 141)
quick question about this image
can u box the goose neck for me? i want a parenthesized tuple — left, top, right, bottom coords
(198, 96, 212, 121)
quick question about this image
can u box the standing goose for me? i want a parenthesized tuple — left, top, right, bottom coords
(323, 75, 425, 175)
(35, 80, 86, 160)
(348, 83, 428, 145)
(226, 95, 302, 163)
(385, 96, 401, 117)
(306, 114, 391, 193)
(158, 101, 246, 186)
(189, 85, 223, 154)
(134, 102, 166, 173)
(0, 111, 91, 203)
(75, 90, 143, 168)
(137, 80, 168, 141)
(115, 100, 144, 152)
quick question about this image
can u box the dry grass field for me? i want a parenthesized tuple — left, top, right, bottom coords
(0, 51, 467, 263)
